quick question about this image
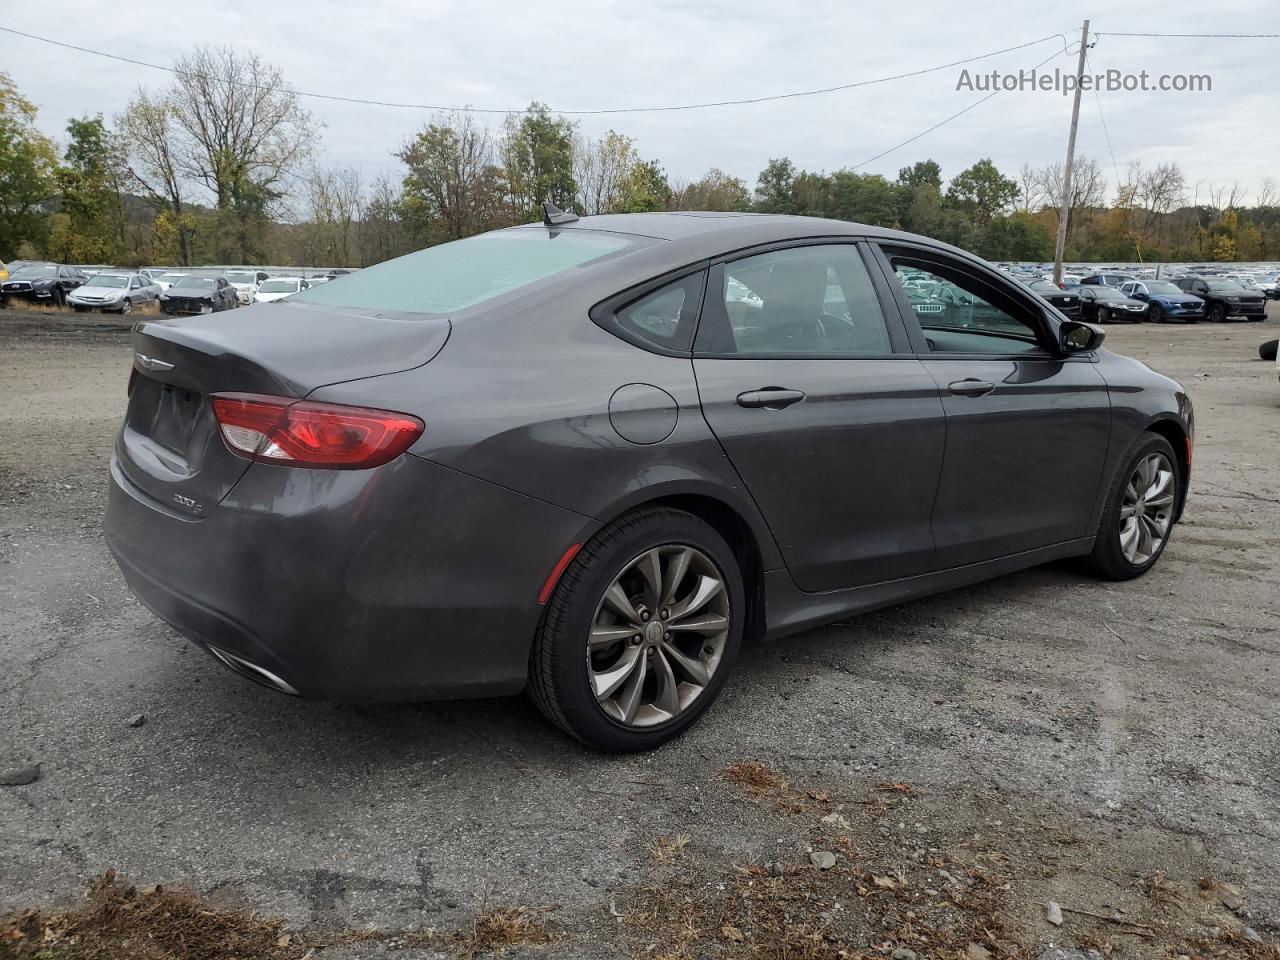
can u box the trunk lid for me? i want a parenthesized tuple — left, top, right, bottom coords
(117, 301, 449, 516)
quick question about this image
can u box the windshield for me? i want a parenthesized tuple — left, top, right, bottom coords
(9, 265, 56, 280)
(1204, 279, 1244, 291)
(1144, 281, 1183, 295)
(1091, 286, 1126, 299)
(225, 272, 256, 284)
(292, 227, 648, 315)
(173, 276, 214, 290)
(258, 279, 299, 293)
(87, 275, 129, 288)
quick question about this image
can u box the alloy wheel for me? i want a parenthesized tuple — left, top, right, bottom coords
(588, 545, 730, 728)
(1119, 452, 1175, 565)
(121, 298, 132, 314)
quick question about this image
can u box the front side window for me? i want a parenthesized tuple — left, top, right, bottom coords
(884, 250, 1045, 355)
(711, 245, 892, 356)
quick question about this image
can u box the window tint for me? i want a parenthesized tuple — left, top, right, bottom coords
(714, 245, 892, 356)
(886, 252, 1045, 354)
(292, 228, 648, 315)
(615, 273, 704, 352)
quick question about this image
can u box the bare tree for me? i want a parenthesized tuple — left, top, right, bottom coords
(1256, 177, 1278, 209)
(168, 46, 317, 260)
(573, 130, 636, 215)
(1016, 163, 1044, 212)
(358, 172, 410, 265)
(1035, 156, 1106, 245)
(305, 166, 363, 266)
(116, 88, 194, 263)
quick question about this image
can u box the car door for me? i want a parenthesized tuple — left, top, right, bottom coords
(692, 241, 947, 593)
(870, 242, 1112, 569)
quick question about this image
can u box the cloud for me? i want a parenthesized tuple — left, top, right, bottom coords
(7, 0, 1276, 202)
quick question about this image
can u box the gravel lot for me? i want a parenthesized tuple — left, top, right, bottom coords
(1, 306, 1278, 957)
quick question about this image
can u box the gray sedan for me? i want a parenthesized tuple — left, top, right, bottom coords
(103, 210, 1193, 751)
(69, 272, 161, 314)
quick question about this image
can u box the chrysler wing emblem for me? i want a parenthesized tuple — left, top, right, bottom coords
(135, 353, 175, 373)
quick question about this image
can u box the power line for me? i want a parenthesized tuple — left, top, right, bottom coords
(1095, 31, 1280, 38)
(853, 41, 1073, 170)
(0, 24, 1069, 115)
(1085, 53, 1125, 191)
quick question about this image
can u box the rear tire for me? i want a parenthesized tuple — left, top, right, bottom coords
(1260, 339, 1279, 362)
(1086, 433, 1179, 581)
(529, 507, 744, 752)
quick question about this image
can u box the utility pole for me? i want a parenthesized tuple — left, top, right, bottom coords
(1053, 19, 1091, 286)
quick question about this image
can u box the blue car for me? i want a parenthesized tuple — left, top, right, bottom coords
(1120, 279, 1205, 323)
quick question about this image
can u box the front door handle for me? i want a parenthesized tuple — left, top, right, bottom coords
(947, 379, 995, 398)
(736, 388, 806, 409)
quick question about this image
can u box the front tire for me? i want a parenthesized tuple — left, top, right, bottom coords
(1097, 307, 1110, 325)
(1149, 304, 1163, 323)
(529, 507, 744, 752)
(1209, 302, 1227, 323)
(119, 298, 132, 315)
(1086, 433, 1179, 581)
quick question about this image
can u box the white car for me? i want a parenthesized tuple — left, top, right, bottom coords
(68, 272, 160, 314)
(224, 269, 270, 305)
(253, 277, 310, 303)
(154, 272, 188, 291)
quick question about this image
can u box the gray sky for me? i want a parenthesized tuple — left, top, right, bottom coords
(5, 0, 1277, 204)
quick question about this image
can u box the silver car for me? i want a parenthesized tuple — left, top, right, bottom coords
(68, 272, 161, 314)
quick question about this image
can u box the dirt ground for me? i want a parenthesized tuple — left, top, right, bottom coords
(1, 304, 1278, 959)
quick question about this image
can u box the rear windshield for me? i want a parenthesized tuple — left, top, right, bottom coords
(258, 279, 299, 293)
(291, 228, 646, 315)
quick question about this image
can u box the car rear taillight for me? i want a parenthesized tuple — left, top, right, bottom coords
(210, 393, 424, 469)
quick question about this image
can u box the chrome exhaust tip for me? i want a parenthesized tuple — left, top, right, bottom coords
(206, 644, 300, 696)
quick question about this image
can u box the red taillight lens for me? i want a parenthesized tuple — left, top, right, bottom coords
(210, 393, 424, 469)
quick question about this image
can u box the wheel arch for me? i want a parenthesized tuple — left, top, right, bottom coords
(1145, 416, 1190, 520)
(594, 487, 778, 645)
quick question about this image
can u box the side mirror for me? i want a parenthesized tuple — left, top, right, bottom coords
(1132, 290, 1148, 300)
(1060, 319, 1105, 353)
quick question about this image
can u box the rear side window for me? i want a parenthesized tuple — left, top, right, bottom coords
(613, 273, 705, 353)
(292, 228, 647, 315)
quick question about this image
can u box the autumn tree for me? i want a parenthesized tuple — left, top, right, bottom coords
(398, 112, 502, 241)
(0, 72, 59, 257)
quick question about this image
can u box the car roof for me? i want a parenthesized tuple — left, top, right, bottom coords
(521, 211, 990, 279)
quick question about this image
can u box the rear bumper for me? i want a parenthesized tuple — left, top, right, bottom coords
(104, 450, 596, 701)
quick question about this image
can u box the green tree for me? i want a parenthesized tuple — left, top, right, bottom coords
(946, 158, 1019, 226)
(828, 171, 903, 227)
(897, 159, 942, 191)
(618, 159, 671, 213)
(500, 102, 577, 222)
(0, 73, 59, 258)
(56, 115, 126, 262)
(754, 158, 797, 213)
(399, 112, 503, 241)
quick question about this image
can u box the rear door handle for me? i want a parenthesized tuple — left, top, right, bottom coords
(947, 379, 995, 398)
(736, 388, 806, 409)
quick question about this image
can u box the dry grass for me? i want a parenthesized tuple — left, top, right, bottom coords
(722, 762, 788, 794)
(648, 833, 691, 864)
(0, 870, 559, 960)
(0, 869, 303, 960)
(450, 906, 555, 960)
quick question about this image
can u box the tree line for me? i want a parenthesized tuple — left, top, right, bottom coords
(2, 49, 1278, 269)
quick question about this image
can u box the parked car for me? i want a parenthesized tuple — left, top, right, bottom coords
(158, 275, 238, 315)
(253, 277, 309, 303)
(139, 268, 171, 285)
(154, 272, 189, 291)
(1172, 276, 1267, 321)
(224, 269, 271, 304)
(1254, 274, 1280, 299)
(68, 272, 161, 314)
(1076, 284, 1148, 323)
(0, 262, 88, 306)
(1080, 272, 1139, 287)
(1119, 279, 1205, 323)
(104, 210, 1193, 751)
(1026, 279, 1081, 318)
